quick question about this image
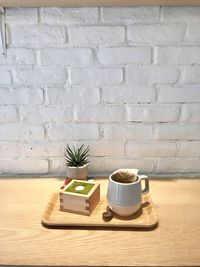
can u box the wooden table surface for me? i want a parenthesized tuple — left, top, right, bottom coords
(0, 177, 200, 266)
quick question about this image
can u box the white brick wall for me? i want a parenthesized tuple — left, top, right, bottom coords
(125, 141, 177, 157)
(47, 123, 99, 141)
(40, 48, 94, 67)
(70, 68, 123, 85)
(182, 66, 200, 83)
(128, 24, 185, 44)
(126, 65, 179, 85)
(9, 25, 66, 47)
(0, 159, 49, 174)
(40, 7, 99, 24)
(102, 86, 156, 103)
(20, 106, 72, 123)
(101, 7, 160, 22)
(14, 69, 67, 86)
(186, 24, 200, 42)
(0, 48, 35, 65)
(98, 47, 151, 65)
(0, 69, 12, 84)
(157, 85, 200, 103)
(0, 124, 45, 141)
(0, 88, 43, 104)
(0, 107, 18, 123)
(126, 104, 180, 122)
(0, 6, 200, 176)
(69, 26, 125, 45)
(74, 105, 124, 122)
(47, 87, 100, 105)
(154, 46, 200, 64)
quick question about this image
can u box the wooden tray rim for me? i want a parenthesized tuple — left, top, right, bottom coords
(41, 192, 158, 229)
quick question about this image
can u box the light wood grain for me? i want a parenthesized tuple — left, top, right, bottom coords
(59, 180, 100, 215)
(42, 191, 157, 228)
(1, 0, 200, 6)
(0, 177, 200, 266)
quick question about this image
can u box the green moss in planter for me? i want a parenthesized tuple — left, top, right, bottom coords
(65, 181, 94, 195)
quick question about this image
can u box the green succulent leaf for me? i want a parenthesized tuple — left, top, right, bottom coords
(64, 144, 90, 167)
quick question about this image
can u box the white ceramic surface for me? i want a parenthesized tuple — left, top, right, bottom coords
(67, 164, 88, 180)
(108, 201, 141, 217)
(107, 172, 149, 217)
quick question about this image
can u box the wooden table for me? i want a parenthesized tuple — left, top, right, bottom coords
(0, 177, 200, 266)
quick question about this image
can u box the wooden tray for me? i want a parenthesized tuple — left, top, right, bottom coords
(41, 192, 158, 229)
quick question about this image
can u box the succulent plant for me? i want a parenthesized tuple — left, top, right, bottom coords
(65, 144, 90, 167)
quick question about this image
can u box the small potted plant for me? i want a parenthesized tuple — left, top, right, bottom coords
(64, 144, 90, 180)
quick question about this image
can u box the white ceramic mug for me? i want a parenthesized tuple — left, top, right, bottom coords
(107, 173, 149, 217)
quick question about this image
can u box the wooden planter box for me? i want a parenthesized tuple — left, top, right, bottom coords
(60, 179, 100, 216)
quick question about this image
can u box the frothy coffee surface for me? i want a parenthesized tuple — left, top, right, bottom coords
(111, 169, 138, 183)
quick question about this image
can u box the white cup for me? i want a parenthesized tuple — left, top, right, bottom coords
(107, 172, 149, 217)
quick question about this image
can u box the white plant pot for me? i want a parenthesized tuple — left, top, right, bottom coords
(66, 164, 88, 180)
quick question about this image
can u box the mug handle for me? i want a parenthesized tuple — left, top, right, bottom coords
(139, 175, 149, 195)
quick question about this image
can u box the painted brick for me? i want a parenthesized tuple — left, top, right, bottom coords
(70, 68, 123, 86)
(0, 107, 18, 123)
(0, 88, 43, 105)
(64, 140, 124, 157)
(161, 7, 200, 22)
(156, 124, 200, 140)
(47, 123, 99, 141)
(102, 7, 159, 22)
(0, 49, 35, 65)
(6, 7, 38, 24)
(126, 104, 180, 123)
(8, 25, 66, 47)
(0, 69, 12, 85)
(40, 7, 98, 24)
(20, 106, 72, 123)
(101, 124, 126, 140)
(154, 47, 200, 64)
(0, 143, 18, 157)
(182, 66, 200, 84)
(0, 6, 200, 177)
(88, 157, 105, 174)
(126, 141, 176, 157)
(157, 85, 200, 103)
(180, 104, 200, 123)
(13, 69, 66, 86)
(186, 24, 200, 43)
(157, 158, 200, 173)
(0, 124, 45, 141)
(18, 142, 64, 157)
(126, 65, 179, 85)
(98, 47, 151, 65)
(126, 125, 154, 141)
(74, 105, 124, 123)
(49, 158, 65, 174)
(101, 124, 153, 140)
(102, 86, 155, 104)
(70, 26, 125, 45)
(0, 160, 49, 175)
(104, 158, 155, 173)
(177, 141, 200, 157)
(128, 24, 185, 44)
(89, 141, 124, 157)
(40, 48, 94, 67)
(47, 87, 100, 106)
